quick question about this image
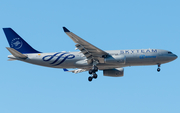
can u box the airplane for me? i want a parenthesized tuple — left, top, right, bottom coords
(3, 27, 178, 82)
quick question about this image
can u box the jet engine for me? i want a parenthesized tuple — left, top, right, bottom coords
(103, 68, 124, 77)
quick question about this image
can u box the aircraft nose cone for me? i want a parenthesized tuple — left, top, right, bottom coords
(172, 54, 178, 60)
(174, 54, 178, 59)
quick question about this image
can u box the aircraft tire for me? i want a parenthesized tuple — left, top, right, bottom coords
(88, 76, 93, 82)
(157, 68, 160, 72)
(93, 73, 97, 79)
(89, 69, 93, 74)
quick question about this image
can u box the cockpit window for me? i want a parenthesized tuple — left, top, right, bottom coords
(168, 52, 172, 54)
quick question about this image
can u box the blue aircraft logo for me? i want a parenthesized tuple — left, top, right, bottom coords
(43, 52, 75, 66)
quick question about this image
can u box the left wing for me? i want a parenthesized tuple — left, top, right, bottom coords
(63, 27, 109, 64)
(63, 68, 87, 74)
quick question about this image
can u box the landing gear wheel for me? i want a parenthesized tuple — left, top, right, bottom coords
(93, 73, 98, 79)
(88, 65, 99, 82)
(88, 76, 93, 82)
(157, 64, 161, 72)
(89, 69, 93, 74)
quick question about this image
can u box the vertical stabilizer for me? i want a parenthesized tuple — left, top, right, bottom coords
(3, 28, 41, 54)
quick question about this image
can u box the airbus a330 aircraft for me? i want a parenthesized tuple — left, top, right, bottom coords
(3, 27, 178, 82)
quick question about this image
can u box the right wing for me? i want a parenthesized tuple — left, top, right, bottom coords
(63, 27, 109, 64)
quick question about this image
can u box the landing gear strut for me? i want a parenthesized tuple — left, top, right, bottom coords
(157, 64, 161, 72)
(88, 65, 98, 82)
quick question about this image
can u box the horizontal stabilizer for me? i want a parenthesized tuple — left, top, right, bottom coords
(8, 58, 17, 61)
(6, 47, 28, 59)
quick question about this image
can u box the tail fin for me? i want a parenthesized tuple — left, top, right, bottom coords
(3, 28, 41, 54)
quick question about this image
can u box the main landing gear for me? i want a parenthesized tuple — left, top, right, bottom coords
(157, 64, 161, 72)
(88, 65, 98, 82)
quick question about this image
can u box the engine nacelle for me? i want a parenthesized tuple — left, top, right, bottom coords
(104, 55, 125, 64)
(103, 68, 124, 77)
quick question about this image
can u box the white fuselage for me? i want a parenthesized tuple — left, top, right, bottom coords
(8, 49, 177, 70)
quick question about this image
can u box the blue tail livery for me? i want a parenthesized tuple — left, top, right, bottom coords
(3, 28, 41, 54)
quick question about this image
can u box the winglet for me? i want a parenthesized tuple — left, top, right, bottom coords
(63, 68, 69, 72)
(63, 27, 70, 32)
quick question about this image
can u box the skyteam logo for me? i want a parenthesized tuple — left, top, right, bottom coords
(11, 38, 23, 49)
(42, 52, 75, 66)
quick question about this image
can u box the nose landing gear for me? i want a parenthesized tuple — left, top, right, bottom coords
(88, 65, 98, 82)
(157, 64, 161, 72)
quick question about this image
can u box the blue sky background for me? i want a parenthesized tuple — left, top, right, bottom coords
(0, 0, 180, 113)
